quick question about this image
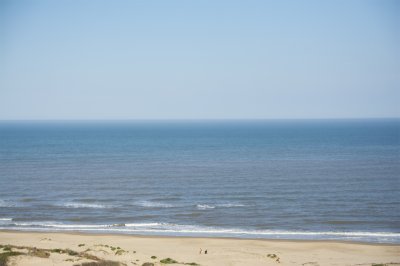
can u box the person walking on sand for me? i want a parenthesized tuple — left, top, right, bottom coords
(205, 249, 207, 254)
(199, 248, 202, 254)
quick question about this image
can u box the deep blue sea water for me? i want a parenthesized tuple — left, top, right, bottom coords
(0, 119, 399, 243)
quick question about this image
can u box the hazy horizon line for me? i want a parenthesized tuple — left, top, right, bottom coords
(0, 117, 399, 122)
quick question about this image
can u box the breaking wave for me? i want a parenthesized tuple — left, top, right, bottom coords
(59, 202, 112, 209)
(196, 203, 246, 210)
(196, 204, 215, 210)
(134, 201, 175, 208)
(1, 221, 399, 243)
(0, 200, 17, 207)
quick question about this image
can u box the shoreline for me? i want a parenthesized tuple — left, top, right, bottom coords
(1, 230, 399, 266)
(2, 229, 400, 246)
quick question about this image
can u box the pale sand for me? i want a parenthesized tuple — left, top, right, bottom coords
(1, 231, 399, 266)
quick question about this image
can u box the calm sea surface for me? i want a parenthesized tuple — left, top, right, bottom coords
(0, 120, 399, 243)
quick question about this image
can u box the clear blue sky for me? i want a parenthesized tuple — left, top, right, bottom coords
(0, 0, 399, 119)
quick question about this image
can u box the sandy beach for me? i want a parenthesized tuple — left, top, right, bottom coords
(0, 231, 399, 266)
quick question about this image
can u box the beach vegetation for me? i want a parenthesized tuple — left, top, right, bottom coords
(114, 249, 126, 255)
(0, 244, 110, 265)
(51, 248, 64, 253)
(159, 257, 198, 265)
(267, 253, 280, 263)
(160, 258, 178, 264)
(142, 263, 154, 266)
(29, 248, 50, 258)
(0, 251, 24, 266)
(66, 249, 79, 256)
(1, 246, 11, 252)
(81, 252, 101, 261)
(151, 256, 157, 259)
(78, 244, 85, 247)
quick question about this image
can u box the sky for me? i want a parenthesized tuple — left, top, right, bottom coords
(0, 0, 399, 120)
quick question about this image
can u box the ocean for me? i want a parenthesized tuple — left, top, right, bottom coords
(0, 119, 399, 243)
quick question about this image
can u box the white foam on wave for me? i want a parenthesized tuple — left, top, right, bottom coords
(135, 201, 175, 208)
(3, 222, 400, 240)
(12, 221, 61, 227)
(90, 227, 400, 239)
(3, 221, 400, 242)
(131, 201, 244, 209)
(0, 200, 16, 207)
(196, 203, 246, 210)
(196, 204, 215, 210)
(53, 224, 113, 228)
(217, 203, 246, 208)
(12, 222, 117, 228)
(61, 202, 110, 209)
(125, 223, 162, 227)
(10, 222, 165, 229)
(0, 217, 12, 225)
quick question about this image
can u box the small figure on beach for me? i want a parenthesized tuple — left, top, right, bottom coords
(199, 248, 202, 254)
(205, 249, 207, 254)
